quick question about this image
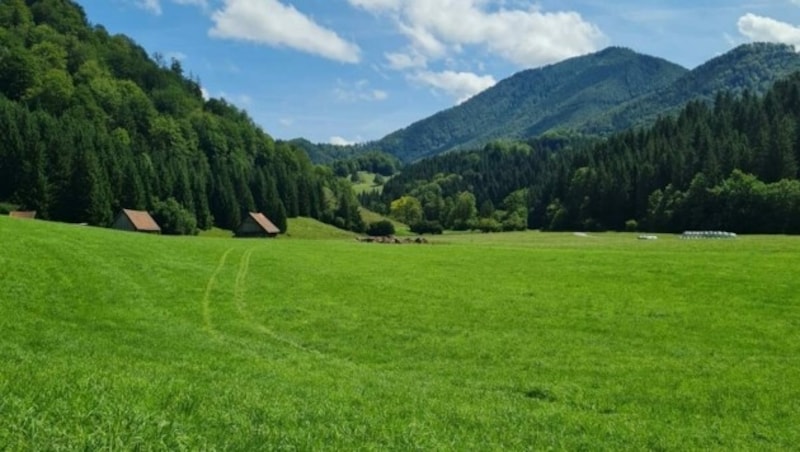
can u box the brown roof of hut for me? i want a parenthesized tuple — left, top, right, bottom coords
(9, 211, 36, 219)
(113, 209, 161, 233)
(236, 212, 280, 237)
(250, 212, 280, 234)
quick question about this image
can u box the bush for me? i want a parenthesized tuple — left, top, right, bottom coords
(151, 198, 198, 235)
(366, 220, 395, 236)
(501, 209, 528, 231)
(410, 220, 443, 235)
(625, 219, 638, 232)
(476, 217, 502, 233)
(0, 202, 19, 215)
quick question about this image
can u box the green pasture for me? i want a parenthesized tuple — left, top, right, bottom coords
(351, 171, 384, 195)
(1, 217, 799, 449)
(283, 217, 359, 240)
(198, 217, 358, 240)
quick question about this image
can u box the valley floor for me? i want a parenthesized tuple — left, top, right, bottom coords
(1, 217, 799, 449)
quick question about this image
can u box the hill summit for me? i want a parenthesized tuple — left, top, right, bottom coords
(367, 43, 800, 162)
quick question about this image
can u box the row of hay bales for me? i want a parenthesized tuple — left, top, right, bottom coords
(680, 231, 737, 239)
(357, 236, 429, 244)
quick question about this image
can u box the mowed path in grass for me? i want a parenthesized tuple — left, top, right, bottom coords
(1, 217, 799, 449)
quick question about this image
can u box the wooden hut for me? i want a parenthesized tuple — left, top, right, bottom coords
(112, 209, 161, 234)
(236, 212, 280, 238)
(8, 211, 36, 219)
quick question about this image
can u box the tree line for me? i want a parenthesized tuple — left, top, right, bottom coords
(364, 73, 800, 234)
(0, 0, 363, 234)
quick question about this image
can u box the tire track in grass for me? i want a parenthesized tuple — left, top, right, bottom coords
(202, 248, 234, 337)
(233, 247, 319, 355)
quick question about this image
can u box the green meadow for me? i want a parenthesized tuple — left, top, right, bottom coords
(1, 217, 799, 450)
(351, 171, 384, 195)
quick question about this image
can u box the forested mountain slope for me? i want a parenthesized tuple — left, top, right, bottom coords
(0, 0, 364, 233)
(363, 72, 800, 234)
(367, 43, 800, 163)
(375, 47, 688, 162)
(583, 42, 800, 134)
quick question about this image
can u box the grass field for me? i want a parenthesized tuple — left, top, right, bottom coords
(283, 217, 359, 240)
(2, 217, 799, 449)
(351, 171, 384, 195)
(198, 217, 359, 240)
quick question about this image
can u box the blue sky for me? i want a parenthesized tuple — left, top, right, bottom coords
(80, 1, 800, 144)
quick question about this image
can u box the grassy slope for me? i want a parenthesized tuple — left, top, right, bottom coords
(197, 217, 358, 240)
(359, 208, 411, 236)
(2, 218, 799, 449)
(351, 171, 382, 195)
(284, 217, 358, 240)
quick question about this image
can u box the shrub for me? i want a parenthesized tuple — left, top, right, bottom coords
(151, 198, 198, 235)
(366, 220, 395, 236)
(625, 219, 639, 232)
(476, 217, 502, 233)
(501, 209, 528, 231)
(410, 220, 443, 235)
(0, 202, 19, 215)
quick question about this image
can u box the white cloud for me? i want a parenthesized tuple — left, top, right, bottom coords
(349, 0, 605, 68)
(334, 79, 389, 102)
(135, 0, 208, 15)
(738, 13, 800, 49)
(385, 51, 427, 70)
(349, 0, 401, 11)
(174, 0, 208, 7)
(210, 0, 361, 63)
(330, 136, 360, 146)
(398, 22, 448, 59)
(410, 70, 496, 104)
(137, 0, 162, 15)
(206, 90, 251, 107)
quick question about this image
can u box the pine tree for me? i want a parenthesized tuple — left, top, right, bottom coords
(17, 111, 48, 215)
(264, 176, 287, 232)
(69, 146, 112, 226)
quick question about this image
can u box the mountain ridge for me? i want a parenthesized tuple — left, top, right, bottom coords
(376, 46, 688, 162)
(582, 42, 800, 134)
(307, 42, 800, 164)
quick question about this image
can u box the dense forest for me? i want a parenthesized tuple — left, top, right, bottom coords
(362, 73, 800, 234)
(0, 0, 364, 234)
(329, 151, 401, 178)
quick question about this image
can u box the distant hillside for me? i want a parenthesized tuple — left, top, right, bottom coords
(288, 138, 368, 164)
(364, 43, 800, 163)
(364, 70, 800, 234)
(583, 43, 800, 134)
(375, 47, 687, 162)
